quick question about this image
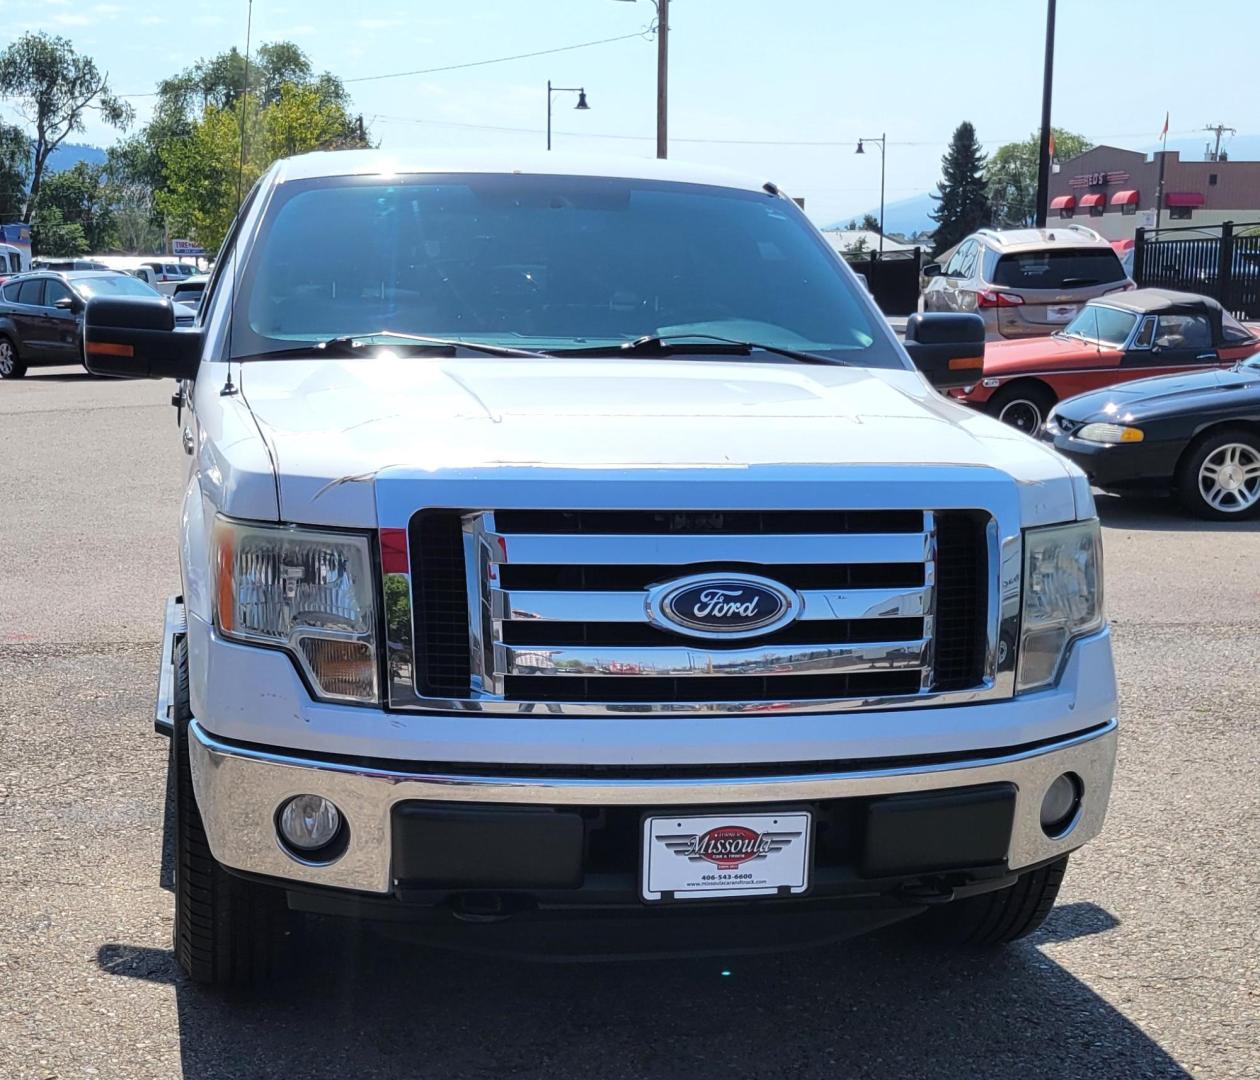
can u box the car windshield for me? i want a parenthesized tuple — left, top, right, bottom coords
(73, 274, 160, 299)
(992, 248, 1127, 290)
(1059, 303, 1136, 346)
(232, 174, 900, 367)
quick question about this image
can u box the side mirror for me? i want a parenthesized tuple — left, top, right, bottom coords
(903, 312, 986, 390)
(921, 262, 943, 279)
(84, 295, 202, 379)
(54, 295, 83, 313)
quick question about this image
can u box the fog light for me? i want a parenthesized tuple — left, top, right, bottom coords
(278, 794, 342, 852)
(1040, 773, 1082, 836)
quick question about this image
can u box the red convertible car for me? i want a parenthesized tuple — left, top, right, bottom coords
(951, 289, 1260, 433)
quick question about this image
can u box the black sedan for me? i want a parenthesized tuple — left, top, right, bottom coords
(1043, 354, 1260, 519)
(0, 270, 196, 378)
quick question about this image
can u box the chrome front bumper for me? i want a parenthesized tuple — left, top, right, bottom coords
(187, 718, 1118, 895)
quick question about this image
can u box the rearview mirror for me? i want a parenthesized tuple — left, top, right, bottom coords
(54, 295, 82, 313)
(84, 295, 202, 379)
(921, 262, 943, 279)
(903, 312, 985, 391)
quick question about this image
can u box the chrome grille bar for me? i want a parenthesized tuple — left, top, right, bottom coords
(499, 639, 929, 678)
(493, 585, 931, 623)
(486, 531, 931, 566)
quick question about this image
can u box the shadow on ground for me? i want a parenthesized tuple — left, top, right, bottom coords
(98, 894, 1187, 1080)
(1095, 491, 1260, 532)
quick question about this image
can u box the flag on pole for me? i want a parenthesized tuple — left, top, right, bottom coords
(1159, 112, 1169, 141)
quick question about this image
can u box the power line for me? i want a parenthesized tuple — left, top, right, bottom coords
(117, 30, 650, 98)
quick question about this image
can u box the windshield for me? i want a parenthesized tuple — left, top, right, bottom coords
(992, 248, 1127, 290)
(232, 174, 900, 366)
(1060, 303, 1136, 346)
(73, 274, 160, 299)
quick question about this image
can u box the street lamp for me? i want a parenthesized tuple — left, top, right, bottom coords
(856, 134, 887, 255)
(546, 81, 590, 151)
(613, 0, 668, 159)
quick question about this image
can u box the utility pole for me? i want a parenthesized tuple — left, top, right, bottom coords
(656, 0, 669, 158)
(1203, 123, 1236, 161)
(1033, 0, 1057, 228)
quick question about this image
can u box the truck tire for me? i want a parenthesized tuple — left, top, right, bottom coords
(171, 638, 291, 987)
(0, 335, 26, 379)
(911, 856, 1068, 946)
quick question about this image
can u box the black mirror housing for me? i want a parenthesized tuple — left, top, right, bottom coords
(903, 312, 986, 390)
(921, 262, 943, 279)
(84, 295, 202, 379)
(55, 295, 83, 312)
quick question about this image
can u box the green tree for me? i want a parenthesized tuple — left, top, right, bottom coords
(0, 122, 30, 221)
(988, 128, 1092, 227)
(32, 161, 117, 254)
(0, 33, 132, 222)
(860, 212, 881, 234)
(930, 122, 990, 256)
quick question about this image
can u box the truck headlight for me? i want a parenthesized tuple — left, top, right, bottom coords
(212, 517, 379, 703)
(1017, 520, 1104, 693)
(1076, 422, 1144, 444)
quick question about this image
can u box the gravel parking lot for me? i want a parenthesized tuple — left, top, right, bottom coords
(1, 369, 1257, 1080)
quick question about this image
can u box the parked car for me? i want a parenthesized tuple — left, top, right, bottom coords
(950, 289, 1260, 433)
(83, 150, 1116, 987)
(1044, 353, 1260, 519)
(0, 270, 196, 378)
(922, 226, 1133, 340)
(31, 258, 109, 271)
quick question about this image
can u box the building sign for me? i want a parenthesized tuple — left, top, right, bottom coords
(1069, 171, 1130, 188)
(171, 238, 206, 256)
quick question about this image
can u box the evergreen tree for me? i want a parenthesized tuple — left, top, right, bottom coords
(930, 122, 990, 256)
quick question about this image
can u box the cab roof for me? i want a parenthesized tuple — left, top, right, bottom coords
(270, 149, 773, 194)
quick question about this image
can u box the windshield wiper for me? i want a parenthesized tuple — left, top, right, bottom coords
(555, 333, 847, 366)
(237, 331, 551, 362)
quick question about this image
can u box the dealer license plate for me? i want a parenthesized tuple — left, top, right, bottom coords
(1046, 304, 1078, 323)
(641, 811, 812, 901)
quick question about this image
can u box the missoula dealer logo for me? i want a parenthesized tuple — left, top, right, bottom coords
(649, 573, 800, 639)
(662, 825, 803, 869)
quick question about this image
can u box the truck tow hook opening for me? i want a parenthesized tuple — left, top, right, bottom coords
(277, 794, 347, 863)
(451, 893, 531, 923)
(1040, 773, 1083, 838)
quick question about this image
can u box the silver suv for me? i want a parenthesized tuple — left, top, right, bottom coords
(922, 226, 1133, 339)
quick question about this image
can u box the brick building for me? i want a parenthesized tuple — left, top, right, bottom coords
(1047, 145, 1260, 242)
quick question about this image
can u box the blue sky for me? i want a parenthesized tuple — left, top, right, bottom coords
(3, 0, 1257, 225)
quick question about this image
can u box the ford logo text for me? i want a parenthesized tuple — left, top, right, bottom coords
(647, 573, 801, 640)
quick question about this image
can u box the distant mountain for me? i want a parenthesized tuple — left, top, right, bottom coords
(830, 191, 936, 238)
(44, 142, 108, 172)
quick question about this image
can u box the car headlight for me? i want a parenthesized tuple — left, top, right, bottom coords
(212, 517, 379, 703)
(1017, 520, 1104, 693)
(1075, 422, 1144, 444)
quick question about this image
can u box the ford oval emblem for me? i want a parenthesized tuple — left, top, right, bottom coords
(646, 573, 801, 640)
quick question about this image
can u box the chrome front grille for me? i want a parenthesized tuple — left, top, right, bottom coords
(391, 507, 994, 714)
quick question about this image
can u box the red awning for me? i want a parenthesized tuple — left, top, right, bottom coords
(1111, 189, 1139, 207)
(1079, 193, 1105, 209)
(1049, 195, 1075, 210)
(1166, 192, 1205, 208)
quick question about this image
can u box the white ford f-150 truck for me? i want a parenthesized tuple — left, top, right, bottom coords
(84, 151, 1117, 987)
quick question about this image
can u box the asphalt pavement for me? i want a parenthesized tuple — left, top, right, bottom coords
(1, 369, 1257, 1079)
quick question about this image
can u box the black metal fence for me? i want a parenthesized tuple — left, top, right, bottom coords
(844, 248, 923, 317)
(1134, 221, 1260, 319)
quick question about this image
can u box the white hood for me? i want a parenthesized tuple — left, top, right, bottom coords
(235, 356, 1085, 527)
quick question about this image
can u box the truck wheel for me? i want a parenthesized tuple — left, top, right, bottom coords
(171, 638, 291, 987)
(911, 856, 1068, 946)
(986, 383, 1055, 435)
(1175, 429, 1260, 520)
(0, 336, 26, 379)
